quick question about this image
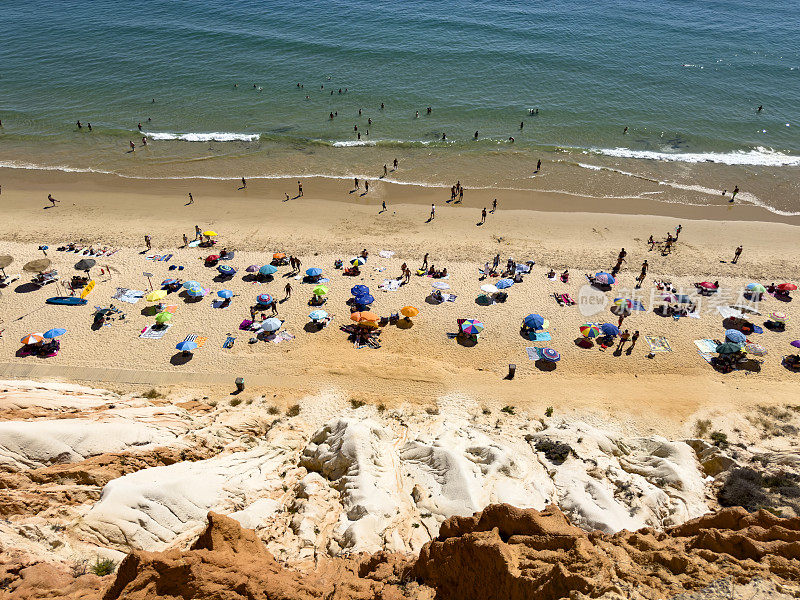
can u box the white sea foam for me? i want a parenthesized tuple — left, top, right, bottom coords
(331, 140, 377, 147)
(0, 160, 115, 175)
(589, 146, 800, 167)
(143, 132, 260, 142)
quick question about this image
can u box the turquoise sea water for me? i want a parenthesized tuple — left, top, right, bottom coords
(2, 0, 799, 211)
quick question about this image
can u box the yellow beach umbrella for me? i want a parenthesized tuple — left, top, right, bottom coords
(203, 230, 218, 237)
(401, 306, 419, 318)
(145, 289, 167, 302)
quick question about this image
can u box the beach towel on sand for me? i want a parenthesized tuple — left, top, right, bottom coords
(113, 288, 145, 304)
(379, 279, 401, 292)
(223, 336, 235, 349)
(527, 332, 551, 342)
(140, 324, 171, 339)
(183, 334, 208, 348)
(694, 339, 721, 354)
(646, 336, 672, 352)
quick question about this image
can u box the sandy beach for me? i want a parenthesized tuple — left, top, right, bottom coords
(0, 167, 798, 436)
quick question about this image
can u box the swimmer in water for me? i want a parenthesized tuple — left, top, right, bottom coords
(76, 120, 82, 129)
(141, 136, 147, 146)
(623, 126, 628, 134)
(415, 111, 419, 118)
(474, 131, 478, 139)
(442, 133, 446, 140)
(757, 105, 763, 112)
(129, 140, 135, 152)
(368, 118, 372, 125)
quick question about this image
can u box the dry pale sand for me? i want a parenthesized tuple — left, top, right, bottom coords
(0, 167, 799, 435)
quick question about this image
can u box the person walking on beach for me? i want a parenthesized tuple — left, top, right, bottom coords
(730, 185, 739, 203)
(241, 177, 247, 189)
(284, 282, 292, 300)
(188, 192, 194, 204)
(491, 199, 497, 213)
(675, 224, 682, 239)
(480, 207, 487, 224)
(141, 136, 147, 146)
(617, 248, 627, 264)
(536, 159, 541, 172)
(354, 177, 359, 190)
(393, 158, 398, 170)
(298, 181, 303, 197)
(458, 187, 464, 203)
(47, 194, 59, 207)
(183, 233, 189, 247)
(629, 330, 639, 350)
(732, 245, 743, 264)
(195, 225, 202, 240)
(429, 204, 435, 220)
(422, 253, 429, 270)
(364, 180, 369, 194)
(380, 200, 386, 213)
(145, 235, 151, 250)
(383, 164, 388, 178)
(129, 141, 135, 152)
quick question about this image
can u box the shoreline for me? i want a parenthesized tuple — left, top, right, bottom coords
(2, 166, 800, 228)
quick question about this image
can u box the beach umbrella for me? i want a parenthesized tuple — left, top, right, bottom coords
(540, 348, 561, 362)
(176, 340, 197, 352)
(481, 284, 499, 294)
(155, 312, 172, 323)
(745, 283, 766, 293)
(23, 258, 51, 273)
(145, 289, 167, 302)
(595, 272, 615, 285)
(74, 258, 96, 272)
(610, 304, 632, 317)
(791, 340, 800, 349)
(613, 298, 634, 308)
(306, 267, 323, 277)
(660, 293, 678, 303)
(495, 278, 514, 289)
(351, 285, 369, 296)
(246, 265, 258, 272)
(162, 278, 178, 286)
(698, 282, 717, 289)
(777, 283, 797, 292)
(217, 264, 236, 275)
(273, 252, 286, 260)
(350, 311, 379, 323)
(0, 255, 13, 270)
(206, 255, 220, 262)
(579, 324, 601, 338)
(600, 323, 620, 336)
(350, 256, 366, 266)
(21, 333, 44, 345)
(771, 311, 789, 323)
(203, 230, 218, 237)
(309, 310, 328, 321)
(312, 285, 329, 296)
(725, 329, 746, 344)
(259, 265, 277, 276)
(523, 314, 547, 330)
(744, 342, 767, 357)
(460, 319, 484, 335)
(217, 289, 233, 298)
(354, 294, 375, 305)
(182, 280, 201, 289)
(260, 318, 282, 332)
(256, 293, 274, 305)
(43, 328, 66, 339)
(431, 281, 450, 290)
(716, 342, 742, 354)
(401, 306, 419, 318)
(186, 287, 206, 297)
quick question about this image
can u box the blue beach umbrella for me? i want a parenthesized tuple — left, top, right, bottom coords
(354, 293, 375, 305)
(256, 293, 273, 305)
(309, 309, 328, 321)
(495, 278, 514, 289)
(306, 267, 323, 277)
(259, 265, 277, 276)
(351, 285, 369, 296)
(182, 280, 201, 289)
(595, 272, 615, 285)
(600, 323, 620, 336)
(260, 318, 282, 332)
(217, 289, 233, 299)
(176, 341, 197, 352)
(162, 278, 178, 287)
(540, 348, 561, 362)
(523, 314, 547, 330)
(725, 329, 746, 344)
(186, 287, 206, 297)
(43, 328, 67, 339)
(217, 264, 236, 275)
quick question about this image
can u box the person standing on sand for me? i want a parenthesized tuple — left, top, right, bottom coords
(629, 330, 639, 350)
(458, 187, 464, 203)
(195, 225, 201, 240)
(285, 193, 290, 201)
(491, 199, 497, 213)
(241, 177, 247, 189)
(298, 181, 303, 197)
(354, 177, 359, 189)
(47, 194, 59, 207)
(188, 193, 194, 204)
(381, 200, 386, 213)
(393, 158, 398, 170)
(730, 185, 739, 202)
(145, 235, 151, 250)
(732, 245, 743, 264)
(480, 207, 487, 224)
(364, 180, 369, 194)
(430, 204, 435, 220)
(183, 233, 188, 247)
(536, 159, 541, 172)
(422, 253, 429, 270)
(284, 282, 292, 300)
(675, 224, 682, 239)
(129, 141, 135, 152)
(383, 164, 388, 177)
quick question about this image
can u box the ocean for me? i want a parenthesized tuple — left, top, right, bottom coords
(2, 0, 799, 213)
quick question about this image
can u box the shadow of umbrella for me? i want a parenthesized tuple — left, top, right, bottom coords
(396, 318, 414, 329)
(535, 358, 557, 372)
(170, 352, 194, 366)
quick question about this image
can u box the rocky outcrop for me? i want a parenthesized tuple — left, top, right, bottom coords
(413, 503, 800, 600)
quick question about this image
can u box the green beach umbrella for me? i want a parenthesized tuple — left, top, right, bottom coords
(155, 312, 173, 324)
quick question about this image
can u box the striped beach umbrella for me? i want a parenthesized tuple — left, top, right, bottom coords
(725, 329, 746, 344)
(21, 333, 44, 345)
(580, 324, 601, 338)
(540, 348, 561, 362)
(186, 287, 206, 297)
(260, 318, 282, 332)
(182, 280, 201, 289)
(350, 256, 366, 266)
(613, 298, 634, 308)
(744, 342, 767, 357)
(495, 278, 514, 289)
(256, 293, 273, 305)
(162, 278, 178, 286)
(217, 264, 236, 275)
(259, 265, 277, 276)
(771, 311, 789, 323)
(460, 319, 484, 335)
